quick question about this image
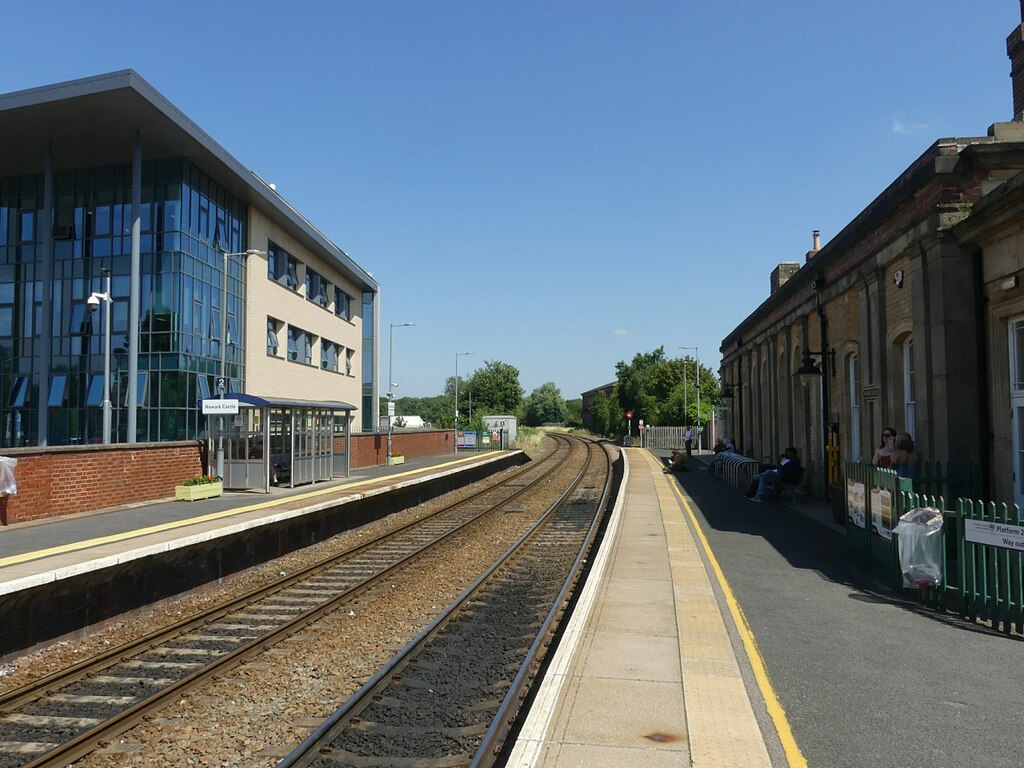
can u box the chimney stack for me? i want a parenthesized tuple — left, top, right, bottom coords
(1008, 2, 1024, 119)
(806, 229, 821, 262)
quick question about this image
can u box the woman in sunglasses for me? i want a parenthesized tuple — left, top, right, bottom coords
(872, 428, 897, 468)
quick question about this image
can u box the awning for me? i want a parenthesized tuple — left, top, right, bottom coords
(201, 394, 357, 410)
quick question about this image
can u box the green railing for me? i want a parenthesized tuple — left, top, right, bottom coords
(842, 460, 1024, 633)
(844, 462, 914, 589)
(952, 498, 1024, 634)
(912, 460, 983, 502)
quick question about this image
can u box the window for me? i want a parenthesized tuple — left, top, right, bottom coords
(48, 375, 68, 407)
(288, 326, 313, 364)
(86, 374, 104, 406)
(306, 268, 329, 308)
(8, 375, 28, 407)
(345, 346, 354, 375)
(197, 374, 211, 401)
(335, 287, 351, 320)
(903, 338, 915, 436)
(268, 241, 298, 290)
(267, 317, 281, 356)
(321, 340, 339, 371)
(122, 372, 149, 407)
(848, 353, 860, 462)
(69, 304, 92, 335)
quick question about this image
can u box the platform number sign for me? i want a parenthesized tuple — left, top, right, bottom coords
(216, 377, 226, 394)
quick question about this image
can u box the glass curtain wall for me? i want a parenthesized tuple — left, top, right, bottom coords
(362, 290, 374, 432)
(0, 158, 247, 446)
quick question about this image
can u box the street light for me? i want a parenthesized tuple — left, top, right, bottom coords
(87, 267, 113, 444)
(681, 345, 700, 451)
(387, 322, 415, 465)
(454, 351, 473, 452)
(217, 247, 265, 479)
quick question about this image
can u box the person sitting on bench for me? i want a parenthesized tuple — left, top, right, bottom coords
(745, 447, 801, 502)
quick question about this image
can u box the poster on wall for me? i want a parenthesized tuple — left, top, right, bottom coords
(847, 478, 866, 528)
(871, 488, 894, 539)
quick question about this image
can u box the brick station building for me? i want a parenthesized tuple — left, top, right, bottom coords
(719, 9, 1024, 507)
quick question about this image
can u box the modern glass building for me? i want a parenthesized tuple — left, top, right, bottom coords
(0, 71, 380, 447)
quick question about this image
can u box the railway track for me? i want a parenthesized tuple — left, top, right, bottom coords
(277, 434, 615, 768)
(0, 436, 587, 768)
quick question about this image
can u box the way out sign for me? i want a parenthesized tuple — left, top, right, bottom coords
(203, 399, 240, 415)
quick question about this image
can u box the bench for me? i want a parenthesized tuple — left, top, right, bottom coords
(769, 466, 805, 503)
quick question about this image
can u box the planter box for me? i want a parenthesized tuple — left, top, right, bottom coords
(175, 481, 223, 501)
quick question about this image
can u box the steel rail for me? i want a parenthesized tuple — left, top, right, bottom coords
(4, 437, 575, 768)
(470, 437, 616, 765)
(276, 433, 602, 767)
(0, 441, 559, 715)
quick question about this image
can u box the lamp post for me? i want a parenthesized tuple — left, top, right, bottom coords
(454, 351, 473, 452)
(88, 268, 113, 444)
(387, 322, 415, 465)
(217, 248, 265, 479)
(681, 345, 700, 451)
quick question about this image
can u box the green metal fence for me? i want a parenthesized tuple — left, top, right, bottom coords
(842, 460, 1024, 633)
(844, 462, 914, 589)
(951, 498, 1024, 634)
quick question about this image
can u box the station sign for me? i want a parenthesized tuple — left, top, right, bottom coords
(203, 399, 240, 415)
(964, 519, 1024, 552)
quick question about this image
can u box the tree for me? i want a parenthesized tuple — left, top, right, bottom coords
(590, 390, 612, 437)
(467, 360, 523, 414)
(523, 382, 566, 426)
(564, 398, 583, 427)
(614, 347, 720, 426)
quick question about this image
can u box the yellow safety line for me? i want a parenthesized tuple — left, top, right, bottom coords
(0, 453, 493, 570)
(667, 476, 808, 768)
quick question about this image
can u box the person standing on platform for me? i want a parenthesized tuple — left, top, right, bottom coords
(684, 426, 693, 458)
(873, 427, 897, 468)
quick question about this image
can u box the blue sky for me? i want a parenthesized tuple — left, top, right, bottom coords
(5, 2, 1020, 399)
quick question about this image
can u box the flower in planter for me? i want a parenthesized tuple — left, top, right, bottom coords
(182, 475, 219, 487)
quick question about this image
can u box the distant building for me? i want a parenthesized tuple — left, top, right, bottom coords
(482, 415, 517, 447)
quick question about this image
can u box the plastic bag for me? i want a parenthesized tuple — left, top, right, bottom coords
(893, 507, 943, 588)
(0, 456, 16, 495)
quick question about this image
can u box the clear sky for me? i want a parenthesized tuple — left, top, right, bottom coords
(5, 2, 1020, 399)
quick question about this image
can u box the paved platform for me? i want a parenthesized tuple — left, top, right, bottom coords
(0, 450, 516, 598)
(509, 447, 815, 768)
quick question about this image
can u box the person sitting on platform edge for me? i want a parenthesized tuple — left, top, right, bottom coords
(745, 447, 802, 502)
(663, 448, 690, 473)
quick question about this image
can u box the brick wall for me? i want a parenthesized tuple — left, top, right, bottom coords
(350, 430, 453, 468)
(0, 432, 459, 526)
(0, 442, 204, 526)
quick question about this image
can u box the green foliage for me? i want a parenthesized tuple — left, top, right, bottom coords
(614, 347, 722, 426)
(589, 389, 613, 437)
(564, 398, 583, 427)
(183, 474, 218, 486)
(523, 382, 567, 426)
(467, 360, 523, 414)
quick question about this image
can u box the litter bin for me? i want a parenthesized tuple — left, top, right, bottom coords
(893, 507, 944, 588)
(0, 457, 16, 495)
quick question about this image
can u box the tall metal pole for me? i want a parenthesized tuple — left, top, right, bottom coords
(217, 248, 229, 479)
(454, 351, 472, 453)
(387, 322, 414, 464)
(681, 345, 699, 450)
(216, 248, 264, 479)
(101, 269, 112, 444)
